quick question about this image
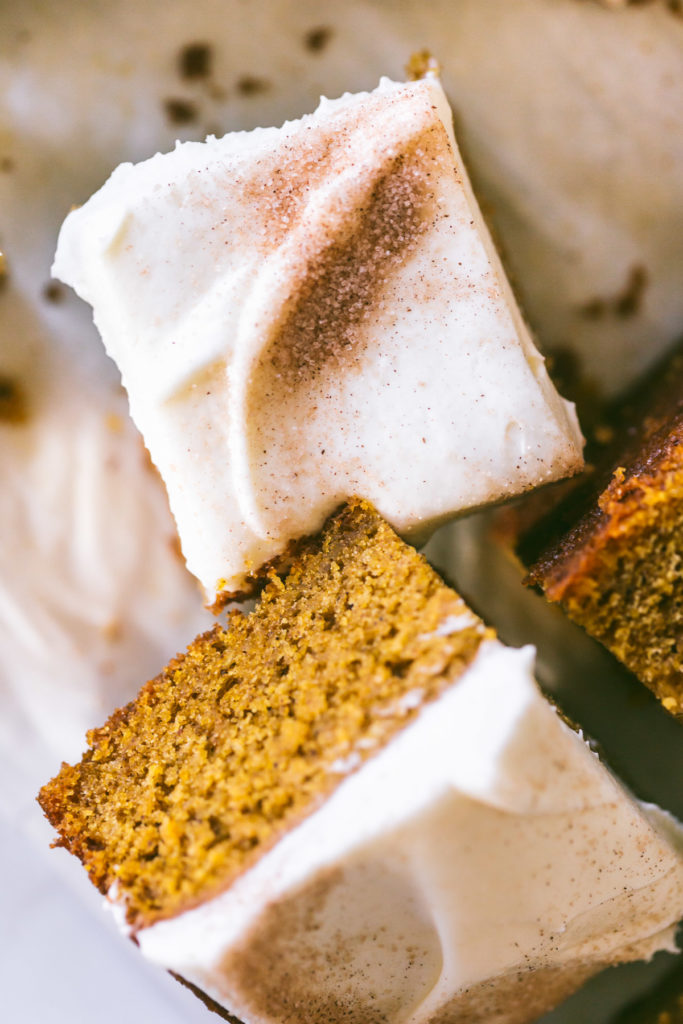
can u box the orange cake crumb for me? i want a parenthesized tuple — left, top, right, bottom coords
(40, 500, 491, 929)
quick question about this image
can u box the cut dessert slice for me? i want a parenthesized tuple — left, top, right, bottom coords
(523, 340, 683, 717)
(52, 75, 583, 605)
(40, 501, 683, 1024)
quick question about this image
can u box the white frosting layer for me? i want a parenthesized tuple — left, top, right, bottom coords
(123, 644, 683, 1024)
(53, 76, 582, 602)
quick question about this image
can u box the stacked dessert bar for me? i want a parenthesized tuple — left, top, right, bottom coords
(40, 74, 683, 1024)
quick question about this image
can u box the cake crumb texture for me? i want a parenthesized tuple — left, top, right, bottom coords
(39, 500, 490, 929)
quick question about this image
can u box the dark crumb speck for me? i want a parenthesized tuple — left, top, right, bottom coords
(0, 376, 28, 424)
(615, 265, 648, 318)
(178, 42, 212, 80)
(303, 26, 333, 53)
(578, 264, 648, 321)
(0, 157, 14, 173)
(236, 75, 271, 96)
(43, 281, 65, 304)
(163, 98, 199, 125)
(578, 297, 607, 321)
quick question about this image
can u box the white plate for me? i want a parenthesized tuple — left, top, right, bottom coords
(1, 1, 682, 1021)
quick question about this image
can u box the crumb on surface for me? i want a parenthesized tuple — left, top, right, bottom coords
(0, 375, 28, 424)
(578, 265, 648, 320)
(178, 42, 212, 80)
(42, 281, 65, 304)
(303, 26, 333, 53)
(236, 75, 270, 96)
(105, 412, 124, 433)
(163, 97, 199, 125)
(405, 50, 441, 81)
(615, 265, 648, 318)
(101, 619, 123, 644)
(579, 296, 607, 320)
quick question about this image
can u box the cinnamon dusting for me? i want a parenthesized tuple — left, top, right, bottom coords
(256, 133, 442, 391)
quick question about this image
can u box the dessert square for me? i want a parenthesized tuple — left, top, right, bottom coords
(52, 76, 582, 605)
(40, 501, 683, 1024)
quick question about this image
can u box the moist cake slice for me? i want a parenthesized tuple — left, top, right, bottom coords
(523, 340, 683, 716)
(40, 501, 683, 1024)
(52, 75, 582, 606)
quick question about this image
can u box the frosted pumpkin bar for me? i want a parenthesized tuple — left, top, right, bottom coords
(53, 76, 583, 604)
(40, 501, 683, 1024)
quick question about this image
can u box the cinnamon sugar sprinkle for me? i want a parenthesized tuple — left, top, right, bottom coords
(259, 134, 442, 391)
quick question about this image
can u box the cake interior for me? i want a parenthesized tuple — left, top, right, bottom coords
(39, 499, 490, 930)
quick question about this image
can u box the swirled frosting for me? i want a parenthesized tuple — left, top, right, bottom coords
(53, 76, 583, 603)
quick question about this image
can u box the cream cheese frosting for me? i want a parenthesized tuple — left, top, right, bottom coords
(107, 643, 683, 1024)
(53, 76, 583, 603)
